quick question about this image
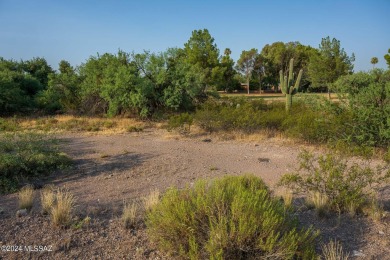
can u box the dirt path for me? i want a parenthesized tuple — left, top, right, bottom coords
(56, 129, 300, 206)
(1, 129, 389, 259)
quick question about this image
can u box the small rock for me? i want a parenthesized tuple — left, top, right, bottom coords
(379, 230, 385, 235)
(254, 144, 259, 147)
(16, 209, 28, 217)
(0, 207, 4, 214)
(353, 250, 366, 257)
(258, 158, 270, 163)
(202, 138, 212, 143)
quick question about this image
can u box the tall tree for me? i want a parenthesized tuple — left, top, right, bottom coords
(260, 42, 314, 90)
(184, 29, 220, 90)
(41, 60, 81, 113)
(253, 54, 266, 93)
(385, 49, 390, 68)
(212, 48, 239, 92)
(22, 57, 54, 88)
(236, 48, 258, 94)
(307, 36, 355, 93)
(371, 57, 378, 69)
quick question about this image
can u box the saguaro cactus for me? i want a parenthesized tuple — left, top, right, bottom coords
(280, 58, 303, 112)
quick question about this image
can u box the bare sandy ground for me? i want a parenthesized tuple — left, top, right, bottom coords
(0, 129, 389, 259)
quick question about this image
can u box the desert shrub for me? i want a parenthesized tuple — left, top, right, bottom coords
(333, 70, 390, 148)
(195, 99, 286, 133)
(50, 188, 76, 227)
(122, 202, 138, 229)
(41, 185, 56, 214)
(321, 240, 349, 260)
(18, 185, 34, 211)
(0, 117, 19, 132)
(0, 134, 72, 193)
(168, 112, 194, 133)
(279, 151, 390, 216)
(147, 175, 318, 259)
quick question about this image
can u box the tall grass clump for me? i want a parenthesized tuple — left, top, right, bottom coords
(122, 202, 138, 229)
(321, 240, 349, 260)
(18, 184, 34, 211)
(147, 175, 318, 259)
(279, 151, 390, 217)
(0, 133, 72, 194)
(143, 189, 160, 212)
(41, 185, 56, 215)
(50, 188, 76, 227)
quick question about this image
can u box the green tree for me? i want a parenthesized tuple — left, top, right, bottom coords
(307, 36, 355, 94)
(333, 70, 390, 147)
(79, 51, 141, 116)
(22, 57, 54, 88)
(260, 42, 314, 91)
(253, 53, 266, 93)
(0, 58, 42, 114)
(385, 49, 390, 68)
(212, 48, 239, 92)
(39, 60, 81, 113)
(371, 57, 378, 69)
(184, 29, 220, 90)
(236, 48, 258, 94)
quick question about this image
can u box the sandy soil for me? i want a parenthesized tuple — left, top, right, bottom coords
(0, 129, 389, 259)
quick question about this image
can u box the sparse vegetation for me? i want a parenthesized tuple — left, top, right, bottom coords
(321, 240, 350, 260)
(122, 202, 138, 229)
(147, 175, 318, 259)
(168, 112, 194, 134)
(279, 151, 390, 217)
(41, 185, 56, 215)
(50, 188, 76, 227)
(306, 191, 330, 218)
(143, 189, 160, 212)
(18, 185, 34, 211)
(0, 134, 71, 193)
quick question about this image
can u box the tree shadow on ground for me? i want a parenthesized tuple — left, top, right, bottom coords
(47, 136, 155, 184)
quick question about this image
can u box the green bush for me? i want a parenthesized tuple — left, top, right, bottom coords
(147, 175, 318, 259)
(168, 112, 194, 133)
(0, 117, 19, 132)
(0, 134, 72, 193)
(279, 151, 390, 216)
(333, 69, 390, 148)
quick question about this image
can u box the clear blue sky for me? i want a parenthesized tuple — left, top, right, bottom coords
(1, 0, 389, 71)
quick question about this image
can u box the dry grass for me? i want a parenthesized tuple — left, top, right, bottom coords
(276, 189, 293, 208)
(18, 185, 34, 211)
(362, 198, 385, 222)
(12, 115, 148, 134)
(143, 189, 160, 211)
(40, 185, 56, 215)
(122, 202, 138, 228)
(50, 188, 76, 227)
(321, 240, 349, 260)
(306, 191, 329, 217)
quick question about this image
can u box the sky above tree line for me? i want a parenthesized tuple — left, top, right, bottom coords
(0, 0, 389, 72)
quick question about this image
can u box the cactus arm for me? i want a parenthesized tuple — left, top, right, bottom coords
(280, 70, 286, 94)
(283, 76, 288, 94)
(293, 69, 303, 91)
(288, 58, 294, 87)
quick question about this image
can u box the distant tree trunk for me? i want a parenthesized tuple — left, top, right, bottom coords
(258, 75, 262, 94)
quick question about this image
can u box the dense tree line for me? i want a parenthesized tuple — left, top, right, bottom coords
(0, 29, 386, 117)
